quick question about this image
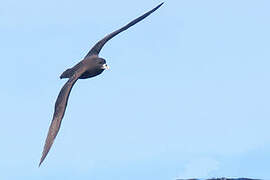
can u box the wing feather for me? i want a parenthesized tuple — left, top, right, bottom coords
(85, 2, 164, 57)
(39, 68, 86, 166)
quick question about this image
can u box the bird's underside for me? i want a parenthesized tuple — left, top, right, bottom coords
(39, 2, 164, 166)
(59, 58, 102, 79)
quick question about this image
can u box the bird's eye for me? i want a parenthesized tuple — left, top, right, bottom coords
(99, 61, 103, 64)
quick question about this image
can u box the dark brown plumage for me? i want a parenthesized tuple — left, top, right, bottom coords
(39, 2, 163, 166)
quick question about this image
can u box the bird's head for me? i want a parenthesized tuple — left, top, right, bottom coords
(96, 58, 109, 70)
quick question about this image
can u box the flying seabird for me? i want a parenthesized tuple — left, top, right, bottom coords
(39, 2, 164, 166)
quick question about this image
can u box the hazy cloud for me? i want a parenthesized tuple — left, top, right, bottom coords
(178, 157, 220, 179)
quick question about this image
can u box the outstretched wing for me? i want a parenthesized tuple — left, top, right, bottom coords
(85, 2, 164, 57)
(39, 67, 86, 166)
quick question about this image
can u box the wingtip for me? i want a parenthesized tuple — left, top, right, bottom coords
(39, 151, 47, 167)
(154, 2, 164, 11)
(159, 2, 165, 7)
(38, 158, 43, 167)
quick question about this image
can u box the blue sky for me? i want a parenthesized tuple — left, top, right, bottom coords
(1, 0, 270, 179)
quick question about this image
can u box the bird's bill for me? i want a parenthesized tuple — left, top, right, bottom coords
(102, 64, 110, 70)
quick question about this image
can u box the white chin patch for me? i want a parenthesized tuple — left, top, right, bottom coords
(102, 64, 110, 70)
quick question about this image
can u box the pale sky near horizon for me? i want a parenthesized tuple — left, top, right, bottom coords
(1, 0, 270, 179)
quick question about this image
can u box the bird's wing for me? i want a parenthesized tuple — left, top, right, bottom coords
(84, 2, 164, 57)
(39, 67, 86, 166)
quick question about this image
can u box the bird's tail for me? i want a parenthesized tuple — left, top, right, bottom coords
(60, 68, 74, 79)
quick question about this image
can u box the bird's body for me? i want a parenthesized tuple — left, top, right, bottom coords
(60, 56, 107, 79)
(39, 2, 163, 166)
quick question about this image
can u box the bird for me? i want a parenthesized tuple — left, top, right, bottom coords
(39, 2, 164, 166)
